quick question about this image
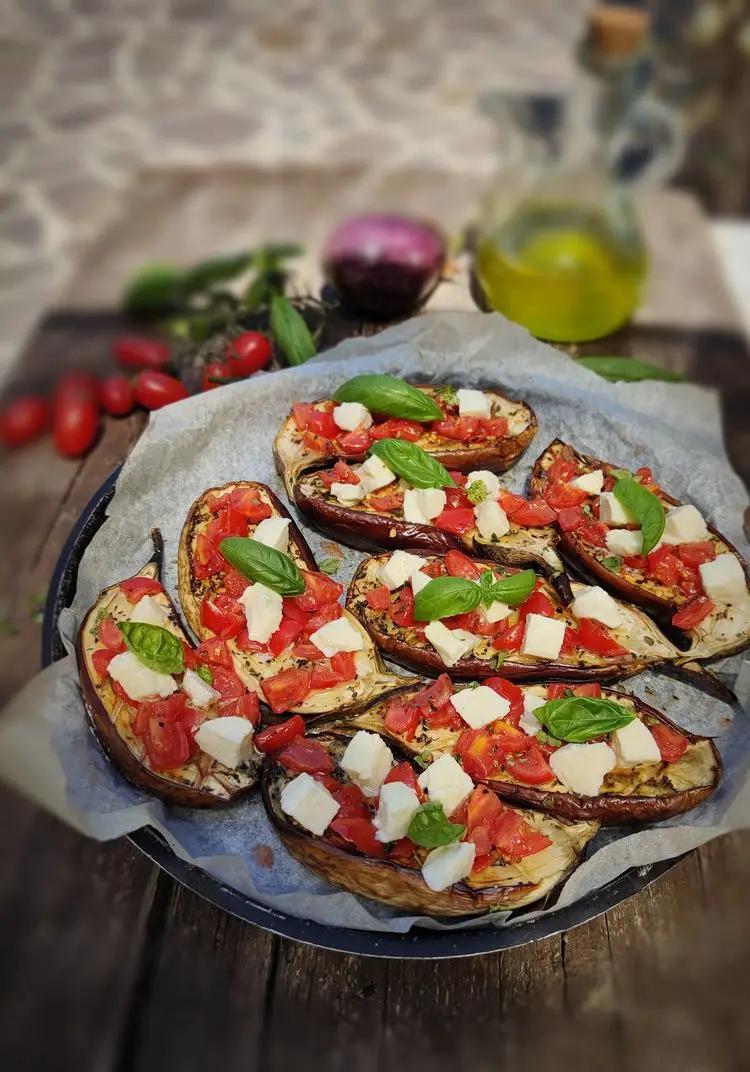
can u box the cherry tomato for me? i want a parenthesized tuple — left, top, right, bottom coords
(389, 587, 415, 628)
(254, 715, 306, 753)
(224, 331, 272, 376)
(650, 723, 689, 763)
(445, 549, 482, 580)
(261, 667, 313, 713)
(55, 371, 99, 405)
(99, 374, 135, 417)
(276, 735, 333, 772)
(519, 589, 555, 619)
(119, 576, 163, 602)
(133, 371, 188, 410)
(672, 596, 715, 630)
(115, 335, 170, 371)
(53, 393, 99, 458)
(289, 570, 343, 613)
(200, 359, 236, 392)
(492, 620, 525, 652)
(0, 395, 50, 448)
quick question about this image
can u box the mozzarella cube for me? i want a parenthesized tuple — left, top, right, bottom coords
(571, 469, 604, 495)
(309, 616, 363, 658)
(451, 685, 510, 729)
(661, 504, 710, 545)
(483, 599, 512, 625)
(280, 772, 340, 835)
(612, 719, 661, 766)
(129, 595, 170, 628)
(456, 388, 491, 419)
(424, 621, 479, 667)
(357, 455, 395, 494)
(182, 667, 220, 709)
(571, 585, 622, 629)
(194, 716, 254, 769)
(474, 499, 510, 540)
(340, 730, 393, 796)
(605, 528, 643, 557)
(402, 489, 429, 525)
(239, 582, 284, 644)
(599, 492, 636, 526)
(332, 402, 373, 432)
(331, 481, 365, 504)
(378, 550, 426, 590)
(403, 487, 446, 525)
(374, 782, 421, 843)
(108, 651, 177, 701)
(421, 842, 476, 892)
(549, 742, 616, 796)
(418, 753, 473, 817)
(252, 517, 290, 554)
(699, 553, 747, 603)
(410, 569, 432, 595)
(466, 470, 500, 500)
(521, 613, 566, 660)
(519, 692, 546, 736)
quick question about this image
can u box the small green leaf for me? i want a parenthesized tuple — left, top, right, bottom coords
(493, 650, 509, 669)
(601, 555, 622, 573)
(118, 621, 184, 675)
(466, 480, 488, 505)
(334, 374, 443, 422)
(489, 570, 536, 607)
(219, 537, 305, 596)
(270, 294, 316, 366)
(576, 357, 684, 383)
(318, 557, 341, 576)
(369, 439, 455, 490)
(414, 576, 481, 621)
(537, 696, 635, 743)
(123, 264, 186, 317)
(414, 750, 433, 769)
(407, 802, 465, 848)
(196, 665, 214, 685)
(477, 569, 497, 607)
(182, 251, 253, 295)
(613, 475, 665, 554)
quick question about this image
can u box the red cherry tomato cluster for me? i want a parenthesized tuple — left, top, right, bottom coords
(200, 331, 272, 392)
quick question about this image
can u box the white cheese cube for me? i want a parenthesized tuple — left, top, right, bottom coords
(340, 730, 393, 796)
(374, 782, 421, 843)
(309, 616, 363, 658)
(483, 599, 512, 625)
(605, 529, 643, 557)
(410, 569, 432, 595)
(571, 585, 622, 629)
(611, 719, 661, 766)
(549, 742, 616, 796)
(194, 716, 254, 769)
(421, 842, 476, 892)
(699, 553, 747, 603)
(660, 504, 710, 545)
(519, 692, 546, 736)
(451, 685, 509, 729)
(280, 772, 340, 835)
(571, 469, 604, 495)
(402, 489, 429, 525)
(378, 550, 426, 590)
(331, 481, 365, 505)
(474, 499, 510, 540)
(424, 621, 479, 667)
(418, 753, 474, 817)
(466, 470, 500, 500)
(252, 516, 290, 554)
(181, 667, 220, 709)
(129, 595, 170, 628)
(239, 582, 284, 644)
(456, 388, 491, 419)
(108, 651, 177, 701)
(332, 401, 373, 431)
(403, 487, 446, 524)
(521, 613, 566, 660)
(599, 492, 636, 526)
(357, 455, 395, 494)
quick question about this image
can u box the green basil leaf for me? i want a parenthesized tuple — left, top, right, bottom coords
(196, 665, 214, 685)
(407, 802, 465, 848)
(477, 569, 497, 607)
(414, 750, 433, 770)
(318, 557, 341, 576)
(537, 696, 635, 743)
(270, 294, 316, 366)
(576, 357, 684, 383)
(601, 555, 622, 573)
(182, 251, 253, 295)
(489, 569, 536, 607)
(492, 650, 509, 669)
(413, 576, 481, 621)
(613, 475, 665, 554)
(334, 374, 443, 422)
(118, 622, 184, 675)
(123, 263, 187, 317)
(219, 537, 305, 596)
(368, 439, 455, 490)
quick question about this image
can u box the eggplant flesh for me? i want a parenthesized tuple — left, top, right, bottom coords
(346, 684, 721, 824)
(274, 384, 537, 497)
(177, 483, 416, 718)
(261, 734, 598, 917)
(77, 546, 260, 807)
(347, 552, 678, 683)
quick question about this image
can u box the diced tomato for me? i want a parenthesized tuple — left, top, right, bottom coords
(337, 428, 372, 454)
(193, 533, 225, 579)
(329, 816, 386, 857)
(291, 642, 323, 662)
(491, 720, 531, 752)
(444, 486, 471, 510)
(193, 637, 233, 668)
(547, 456, 578, 483)
(672, 596, 715, 630)
(133, 693, 188, 735)
(504, 744, 554, 785)
(492, 620, 525, 653)
(368, 489, 404, 512)
(389, 586, 415, 628)
(277, 735, 334, 773)
(119, 576, 163, 603)
(145, 717, 191, 771)
(310, 651, 357, 691)
(675, 559, 702, 599)
(292, 402, 317, 432)
(456, 729, 504, 780)
(201, 592, 245, 639)
(577, 520, 608, 547)
(300, 407, 339, 439)
(99, 616, 126, 651)
(383, 698, 421, 740)
(411, 674, 453, 714)
(383, 762, 421, 798)
(218, 691, 260, 725)
(434, 416, 483, 442)
(497, 489, 528, 516)
(425, 702, 464, 730)
(485, 677, 524, 722)
(577, 618, 628, 657)
(482, 416, 509, 437)
(544, 482, 588, 510)
(556, 505, 586, 532)
(223, 568, 249, 598)
(491, 808, 552, 861)
(261, 668, 313, 713)
(388, 837, 417, 863)
(466, 784, 502, 832)
(289, 570, 343, 614)
(309, 664, 341, 690)
(365, 585, 391, 611)
(254, 715, 305, 753)
(233, 627, 266, 654)
(321, 460, 360, 488)
(510, 498, 556, 527)
(519, 589, 555, 619)
(207, 505, 250, 543)
(112, 680, 135, 706)
(560, 626, 581, 655)
(433, 507, 475, 536)
(303, 430, 335, 454)
(330, 650, 357, 681)
(448, 471, 467, 487)
(678, 542, 717, 568)
(370, 418, 423, 442)
(302, 601, 343, 637)
(92, 646, 118, 679)
(572, 683, 602, 698)
(421, 559, 444, 578)
(635, 466, 659, 492)
(210, 666, 245, 700)
(329, 783, 370, 820)
(445, 549, 482, 580)
(623, 555, 648, 571)
(546, 683, 569, 700)
(268, 616, 304, 658)
(650, 723, 689, 763)
(229, 487, 273, 522)
(646, 545, 680, 587)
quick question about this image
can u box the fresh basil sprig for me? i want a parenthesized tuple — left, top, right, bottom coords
(488, 570, 536, 607)
(407, 802, 465, 848)
(414, 576, 480, 621)
(536, 696, 635, 743)
(270, 294, 316, 366)
(601, 555, 622, 573)
(117, 621, 184, 675)
(334, 374, 443, 422)
(219, 537, 305, 595)
(196, 665, 214, 685)
(368, 439, 455, 490)
(576, 356, 684, 384)
(613, 476, 665, 554)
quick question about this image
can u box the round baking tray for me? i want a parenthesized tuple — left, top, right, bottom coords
(43, 469, 682, 958)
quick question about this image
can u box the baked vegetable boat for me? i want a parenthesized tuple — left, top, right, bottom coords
(261, 731, 598, 916)
(77, 535, 261, 806)
(274, 374, 537, 495)
(347, 675, 721, 823)
(177, 482, 415, 718)
(531, 439, 750, 661)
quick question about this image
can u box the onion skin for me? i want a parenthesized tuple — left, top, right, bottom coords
(323, 214, 446, 319)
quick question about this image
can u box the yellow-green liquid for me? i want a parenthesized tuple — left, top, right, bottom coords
(475, 202, 648, 342)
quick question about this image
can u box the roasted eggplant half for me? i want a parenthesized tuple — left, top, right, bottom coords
(177, 482, 415, 719)
(531, 439, 750, 662)
(346, 676, 721, 823)
(77, 536, 261, 807)
(274, 382, 537, 496)
(262, 732, 598, 917)
(347, 550, 687, 684)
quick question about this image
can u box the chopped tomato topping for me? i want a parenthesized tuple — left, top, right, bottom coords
(434, 416, 484, 442)
(92, 646, 118, 679)
(504, 744, 554, 785)
(289, 570, 343, 614)
(412, 673, 454, 714)
(456, 729, 504, 780)
(546, 683, 570, 700)
(277, 736, 334, 773)
(369, 418, 423, 442)
(444, 486, 471, 510)
(329, 816, 386, 857)
(383, 697, 421, 740)
(99, 616, 126, 651)
(193, 637, 233, 668)
(482, 416, 509, 437)
(650, 723, 689, 763)
(321, 460, 360, 488)
(497, 489, 528, 516)
(672, 596, 715, 630)
(445, 549, 482, 580)
(218, 691, 260, 724)
(302, 601, 343, 636)
(577, 618, 628, 657)
(228, 487, 273, 522)
(119, 576, 163, 603)
(291, 641, 323, 661)
(646, 545, 680, 587)
(384, 761, 421, 797)
(623, 554, 648, 571)
(433, 507, 475, 536)
(547, 456, 578, 483)
(261, 668, 313, 713)
(222, 568, 249, 598)
(448, 471, 467, 487)
(368, 489, 404, 512)
(572, 683, 602, 698)
(556, 505, 586, 532)
(365, 584, 391, 611)
(509, 498, 556, 527)
(421, 559, 444, 578)
(268, 616, 304, 657)
(519, 589, 555, 619)
(492, 619, 525, 653)
(336, 428, 372, 454)
(577, 520, 608, 547)
(293, 404, 339, 439)
(200, 592, 245, 639)
(209, 666, 245, 700)
(677, 542, 717, 568)
(491, 806, 552, 860)
(206, 505, 249, 542)
(192, 534, 225, 580)
(254, 715, 306, 752)
(485, 677, 524, 723)
(560, 626, 581, 655)
(544, 482, 588, 510)
(389, 587, 415, 628)
(329, 783, 370, 820)
(144, 717, 191, 771)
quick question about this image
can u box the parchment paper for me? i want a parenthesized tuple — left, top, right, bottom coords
(2, 311, 749, 934)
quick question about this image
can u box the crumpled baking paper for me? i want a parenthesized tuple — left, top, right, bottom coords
(1, 311, 749, 935)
